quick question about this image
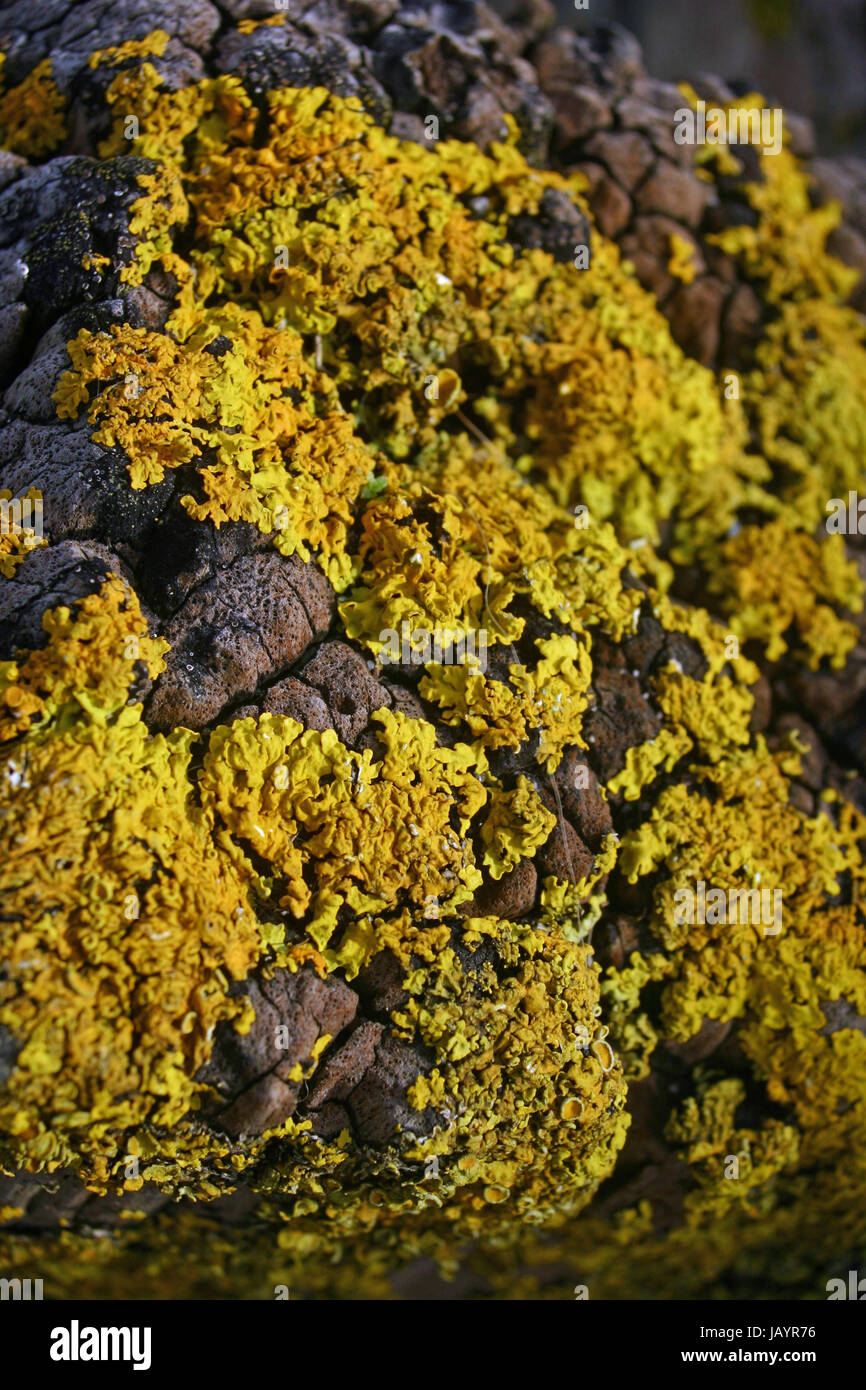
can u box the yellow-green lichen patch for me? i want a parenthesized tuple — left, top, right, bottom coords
(421, 634, 593, 772)
(54, 311, 372, 592)
(0, 55, 66, 158)
(617, 742, 862, 1042)
(395, 916, 628, 1227)
(340, 466, 642, 651)
(0, 578, 627, 1222)
(46, 51, 866, 661)
(688, 90, 866, 523)
(744, 299, 866, 518)
(88, 31, 170, 71)
(705, 520, 862, 668)
(0, 37, 845, 681)
(0, 581, 263, 1178)
(199, 707, 489, 955)
(42, 63, 755, 571)
(480, 776, 557, 878)
(0, 489, 46, 579)
(0, 27, 865, 1302)
(207, 916, 628, 1272)
(652, 666, 754, 760)
(607, 727, 693, 801)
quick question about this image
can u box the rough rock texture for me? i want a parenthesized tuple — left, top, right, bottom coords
(147, 549, 336, 730)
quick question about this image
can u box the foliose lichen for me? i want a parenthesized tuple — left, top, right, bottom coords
(0, 26, 864, 1301)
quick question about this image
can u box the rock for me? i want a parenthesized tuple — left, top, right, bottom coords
(549, 84, 612, 146)
(819, 997, 866, 1036)
(0, 539, 129, 656)
(584, 130, 655, 192)
(533, 28, 597, 96)
(779, 662, 866, 727)
(305, 1018, 383, 1108)
(773, 713, 827, 790)
(199, 966, 358, 1100)
(553, 750, 613, 850)
(3, 345, 71, 423)
(147, 552, 335, 730)
(593, 913, 641, 970)
(784, 111, 817, 159)
(788, 781, 815, 816)
(722, 282, 764, 362)
(371, 12, 552, 160)
(341, 1033, 435, 1146)
(621, 606, 667, 679)
(583, 667, 663, 782)
(0, 0, 220, 79)
(621, 215, 705, 304)
(262, 674, 333, 732)
(0, 1023, 22, 1085)
(0, 151, 26, 192)
(0, 302, 28, 385)
(591, 23, 644, 92)
(0, 156, 174, 335)
(295, 640, 393, 745)
(218, 1073, 299, 1139)
(535, 789, 594, 883)
(634, 159, 708, 227)
(573, 161, 631, 238)
(827, 223, 866, 312)
(355, 949, 408, 1016)
(507, 186, 591, 263)
(665, 276, 728, 366)
(663, 1017, 733, 1065)
(748, 674, 772, 733)
(217, 18, 391, 124)
(473, 857, 538, 918)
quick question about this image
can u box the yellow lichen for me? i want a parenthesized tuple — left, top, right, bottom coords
(0, 57, 66, 158)
(705, 520, 862, 667)
(421, 634, 593, 772)
(88, 31, 170, 70)
(668, 231, 699, 284)
(480, 776, 557, 878)
(0, 26, 864, 1303)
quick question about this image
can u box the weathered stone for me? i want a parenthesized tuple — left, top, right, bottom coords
(634, 159, 708, 227)
(473, 857, 538, 918)
(584, 130, 655, 191)
(665, 276, 728, 366)
(572, 161, 631, 238)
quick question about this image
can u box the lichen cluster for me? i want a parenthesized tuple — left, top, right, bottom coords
(0, 29, 865, 1299)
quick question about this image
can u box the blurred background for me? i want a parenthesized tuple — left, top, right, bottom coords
(491, 0, 866, 153)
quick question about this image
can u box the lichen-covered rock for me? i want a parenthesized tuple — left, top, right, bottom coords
(0, 2, 864, 1304)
